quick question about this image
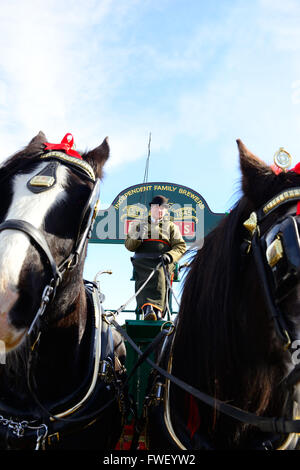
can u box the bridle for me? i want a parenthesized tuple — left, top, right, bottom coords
(242, 187, 300, 352)
(0, 150, 100, 336)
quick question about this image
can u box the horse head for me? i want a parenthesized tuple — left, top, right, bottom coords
(152, 140, 300, 450)
(0, 131, 109, 352)
(237, 139, 300, 353)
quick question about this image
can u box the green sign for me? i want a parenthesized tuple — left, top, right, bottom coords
(90, 182, 225, 245)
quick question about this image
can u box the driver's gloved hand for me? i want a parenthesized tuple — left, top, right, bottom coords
(161, 253, 172, 264)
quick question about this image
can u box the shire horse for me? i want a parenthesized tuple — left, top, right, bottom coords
(145, 140, 300, 450)
(0, 132, 126, 450)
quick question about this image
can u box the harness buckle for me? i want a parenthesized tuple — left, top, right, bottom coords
(99, 360, 114, 384)
(153, 382, 164, 402)
(47, 431, 60, 447)
(145, 382, 165, 408)
(27, 284, 55, 335)
(67, 253, 79, 270)
(102, 312, 116, 325)
(160, 321, 175, 336)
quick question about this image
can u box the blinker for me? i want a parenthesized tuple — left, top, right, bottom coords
(27, 162, 59, 193)
(243, 185, 300, 349)
(29, 175, 55, 188)
(264, 216, 300, 297)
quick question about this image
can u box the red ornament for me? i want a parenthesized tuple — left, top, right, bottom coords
(288, 163, 300, 214)
(291, 162, 300, 175)
(270, 162, 300, 214)
(289, 164, 300, 213)
(44, 133, 82, 159)
(270, 164, 283, 175)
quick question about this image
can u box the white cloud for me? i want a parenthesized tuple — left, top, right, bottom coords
(0, 0, 141, 159)
(2, 0, 300, 175)
(168, 0, 300, 172)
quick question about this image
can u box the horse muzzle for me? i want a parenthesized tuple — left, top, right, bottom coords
(0, 314, 25, 352)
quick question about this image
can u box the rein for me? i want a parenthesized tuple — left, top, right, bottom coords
(109, 310, 300, 437)
(101, 271, 299, 444)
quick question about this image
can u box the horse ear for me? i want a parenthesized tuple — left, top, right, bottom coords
(237, 139, 275, 204)
(28, 131, 47, 146)
(23, 131, 47, 155)
(82, 137, 110, 179)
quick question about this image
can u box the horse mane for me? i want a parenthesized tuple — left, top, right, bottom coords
(174, 197, 254, 392)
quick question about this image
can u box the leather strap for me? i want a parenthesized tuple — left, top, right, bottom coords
(0, 219, 60, 280)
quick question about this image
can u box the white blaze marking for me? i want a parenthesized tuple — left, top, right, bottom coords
(0, 163, 68, 305)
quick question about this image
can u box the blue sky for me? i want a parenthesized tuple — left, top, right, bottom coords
(1, 0, 300, 322)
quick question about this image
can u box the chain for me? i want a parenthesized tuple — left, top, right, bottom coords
(0, 415, 48, 448)
(0, 415, 29, 437)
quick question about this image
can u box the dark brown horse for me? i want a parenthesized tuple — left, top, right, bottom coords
(145, 140, 300, 450)
(0, 132, 127, 449)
